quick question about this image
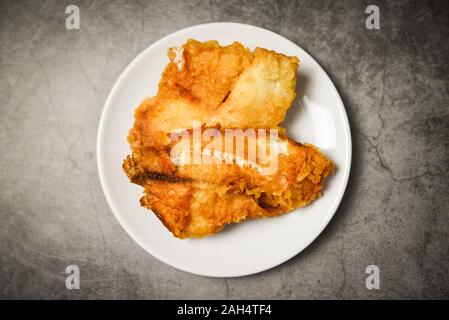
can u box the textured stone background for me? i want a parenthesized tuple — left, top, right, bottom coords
(1, 0, 448, 299)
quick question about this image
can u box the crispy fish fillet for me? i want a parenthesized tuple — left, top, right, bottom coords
(128, 40, 298, 149)
(124, 136, 333, 238)
(123, 39, 334, 238)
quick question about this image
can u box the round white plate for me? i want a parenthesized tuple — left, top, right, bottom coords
(97, 23, 351, 277)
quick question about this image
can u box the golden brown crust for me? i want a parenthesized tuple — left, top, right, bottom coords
(160, 39, 253, 109)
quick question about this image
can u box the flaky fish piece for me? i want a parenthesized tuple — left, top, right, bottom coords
(123, 39, 333, 238)
(209, 48, 299, 128)
(128, 40, 298, 149)
(124, 133, 333, 238)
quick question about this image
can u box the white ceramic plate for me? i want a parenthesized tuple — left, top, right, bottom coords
(97, 23, 351, 277)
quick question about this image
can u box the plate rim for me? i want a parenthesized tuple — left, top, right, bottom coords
(97, 22, 352, 277)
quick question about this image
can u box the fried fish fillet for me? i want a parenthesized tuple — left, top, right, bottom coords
(123, 39, 334, 238)
(128, 40, 298, 149)
(124, 136, 333, 238)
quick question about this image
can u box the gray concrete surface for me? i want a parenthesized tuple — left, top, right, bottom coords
(1, 0, 448, 299)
